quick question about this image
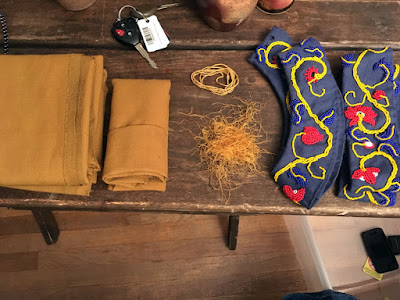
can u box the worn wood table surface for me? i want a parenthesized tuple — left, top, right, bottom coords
(1, 0, 400, 218)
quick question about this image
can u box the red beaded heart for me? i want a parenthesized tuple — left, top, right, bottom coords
(283, 185, 305, 203)
(301, 126, 324, 145)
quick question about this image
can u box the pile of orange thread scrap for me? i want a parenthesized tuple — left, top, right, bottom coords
(192, 99, 271, 198)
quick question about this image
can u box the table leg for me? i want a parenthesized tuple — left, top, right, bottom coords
(31, 208, 60, 245)
(228, 215, 239, 250)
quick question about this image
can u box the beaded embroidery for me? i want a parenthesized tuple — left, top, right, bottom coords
(372, 90, 386, 100)
(342, 48, 399, 206)
(283, 185, 305, 203)
(301, 126, 324, 145)
(376, 125, 400, 157)
(290, 99, 305, 125)
(352, 167, 380, 184)
(341, 53, 355, 67)
(275, 43, 333, 189)
(345, 105, 377, 127)
(319, 109, 336, 126)
(342, 48, 400, 206)
(304, 66, 319, 82)
(288, 167, 308, 187)
(256, 41, 292, 69)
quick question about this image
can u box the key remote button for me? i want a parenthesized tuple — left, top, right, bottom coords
(116, 29, 124, 36)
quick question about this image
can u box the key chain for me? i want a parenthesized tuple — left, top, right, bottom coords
(131, 3, 180, 19)
(111, 6, 158, 69)
(119, 4, 176, 53)
(117, 5, 145, 21)
(0, 10, 8, 54)
(132, 3, 179, 53)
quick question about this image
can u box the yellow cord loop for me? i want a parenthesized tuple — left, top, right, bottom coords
(191, 64, 239, 96)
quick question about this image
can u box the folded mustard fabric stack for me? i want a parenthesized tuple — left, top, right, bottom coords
(102, 79, 171, 191)
(0, 54, 107, 196)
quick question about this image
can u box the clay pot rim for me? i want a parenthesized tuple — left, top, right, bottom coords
(57, 0, 97, 11)
(256, 0, 294, 14)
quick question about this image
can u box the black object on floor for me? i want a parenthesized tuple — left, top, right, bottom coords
(361, 228, 399, 273)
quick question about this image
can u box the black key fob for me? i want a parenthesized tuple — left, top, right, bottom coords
(111, 18, 141, 46)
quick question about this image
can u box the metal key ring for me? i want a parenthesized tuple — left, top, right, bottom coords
(117, 5, 147, 21)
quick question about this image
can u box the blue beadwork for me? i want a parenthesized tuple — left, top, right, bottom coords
(289, 99, 304, 125)
(281, 50, 302, 64)
(288, 167, 308, 187)
(341, 53, 354, 67)
(394, 81, 400, 96)
(373, 58, 394, 81)
(319, 109, 335, 126)
(377, 125, 397, 140)
(300, 37, 313, 47)
(347, 126, 365, 142)
(304, 46, 325, 58)
(256, 45, 267, 63)
(377, 190, 396, 206)
(380, 143, 400, 157)
(376, 125, 400, 157)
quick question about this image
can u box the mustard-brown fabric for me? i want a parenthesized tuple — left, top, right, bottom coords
(0, 54, 107, 196)
(102, 79, 171, 191)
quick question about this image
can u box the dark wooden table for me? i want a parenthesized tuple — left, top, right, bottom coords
(1, 0, 400, 248)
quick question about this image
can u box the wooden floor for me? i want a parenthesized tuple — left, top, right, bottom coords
(0, 208, 308, 299)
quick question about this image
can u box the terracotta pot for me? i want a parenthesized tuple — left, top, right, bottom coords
(56, 0, 97, 11)
(196, 0, 258, 32)
(257, 0, 294, 13)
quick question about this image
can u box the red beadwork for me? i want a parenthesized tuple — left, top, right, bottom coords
(372, 90, 386, 100)
(362, 141, 375, 149)
(301, 126, 324, 145)
(345, 105, 377, 127)
(352, 167, 380, 185)
(283, 185, 305, 203)
(304, 66, 319, 82)
(271, 56, 277, 65)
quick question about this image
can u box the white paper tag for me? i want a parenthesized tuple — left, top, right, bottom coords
(137, 15, 170, 53)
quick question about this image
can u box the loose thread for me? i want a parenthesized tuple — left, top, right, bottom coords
(180, 98, 270, 201)
(191, 63, 239, 96)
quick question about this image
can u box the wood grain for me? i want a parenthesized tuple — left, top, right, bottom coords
(1, 2, 400, 217)
(0, 209, 308, 298)
(0, 1, 396, 297)
(0, 48, 399, 216)
(0, 212, 288, 254)
(2, 1, 400, 50)
(0, 251, 38, 272)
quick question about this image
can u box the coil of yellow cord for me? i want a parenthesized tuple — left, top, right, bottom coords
(191, 63, 239, 96)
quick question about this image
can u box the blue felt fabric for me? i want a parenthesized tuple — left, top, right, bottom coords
(248, 26, 294, 151)
(249, 28, 345, 209)
(271, 37, 345, 209)
(248, 26, 294, 104)
(337, 48, 400, 206)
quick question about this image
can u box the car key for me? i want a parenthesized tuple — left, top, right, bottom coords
(131, 3, 180, 18)
(112, 18, 158, 69)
